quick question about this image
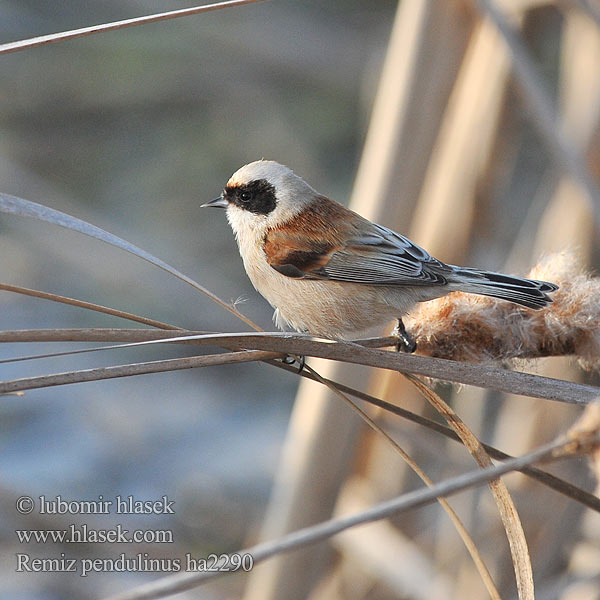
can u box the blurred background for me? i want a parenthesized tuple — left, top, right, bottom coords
(0, 1, 599, 599)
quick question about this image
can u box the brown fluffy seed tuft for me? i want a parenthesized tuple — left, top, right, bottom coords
(406, 251, 600, 370)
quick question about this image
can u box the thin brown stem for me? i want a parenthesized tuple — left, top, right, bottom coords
(0, 0, 268, 56)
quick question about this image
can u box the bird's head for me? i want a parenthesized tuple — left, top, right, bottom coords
(203, 160, 318, 237)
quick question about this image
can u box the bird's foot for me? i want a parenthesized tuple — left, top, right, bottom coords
(282, 354, 306, 373)
(392, 319, 416, 353)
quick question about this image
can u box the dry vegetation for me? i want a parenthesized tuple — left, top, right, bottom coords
(0, 2, 599, 600)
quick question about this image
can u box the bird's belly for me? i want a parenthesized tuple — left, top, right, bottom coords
(244, 259, 414, 339)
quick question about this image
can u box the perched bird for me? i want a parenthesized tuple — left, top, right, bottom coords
(203, 160, 557, 351)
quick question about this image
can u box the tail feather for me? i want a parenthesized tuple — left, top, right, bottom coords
(451, 267, 558, 310)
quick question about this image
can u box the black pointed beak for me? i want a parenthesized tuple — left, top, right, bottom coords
(201, 196, 228, 208)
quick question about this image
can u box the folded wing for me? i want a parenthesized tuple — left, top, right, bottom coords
(264, 209, 451, 287)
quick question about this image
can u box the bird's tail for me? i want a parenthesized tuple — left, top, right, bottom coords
(450, 267, 558, 309)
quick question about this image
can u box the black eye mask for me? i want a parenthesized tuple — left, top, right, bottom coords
(226, 179, 277, 215)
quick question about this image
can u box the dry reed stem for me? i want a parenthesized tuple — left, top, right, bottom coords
(0, 0, 267, 56)
(474, 0, 600, 226)
(404, 375, 533, 600)
(276, 361, 600, 513)
(0, 284, 179, 330)
(1, 330, 599, 404)
(305, 366, 500, 600)
(407, 252, 600, 369)
(0, 350, 280, 394)
(1, 330, 598, 404)
(102, 431, 596, 600)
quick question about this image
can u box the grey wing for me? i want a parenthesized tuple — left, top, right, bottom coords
(309, 224, 452, 286)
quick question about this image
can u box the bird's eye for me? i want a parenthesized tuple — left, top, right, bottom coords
(239, 191, 253, 203)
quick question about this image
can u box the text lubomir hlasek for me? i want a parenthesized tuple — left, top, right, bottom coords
(37, 495, 175, 515)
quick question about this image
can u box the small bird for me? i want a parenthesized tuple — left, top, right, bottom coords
(203, 160, 557, 351)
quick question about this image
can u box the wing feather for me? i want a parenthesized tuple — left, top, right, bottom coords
(264, 199, 450, 286)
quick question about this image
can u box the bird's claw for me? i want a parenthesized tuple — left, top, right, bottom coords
(282, 354, 306, 373)
(393, 319, 417, 353)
